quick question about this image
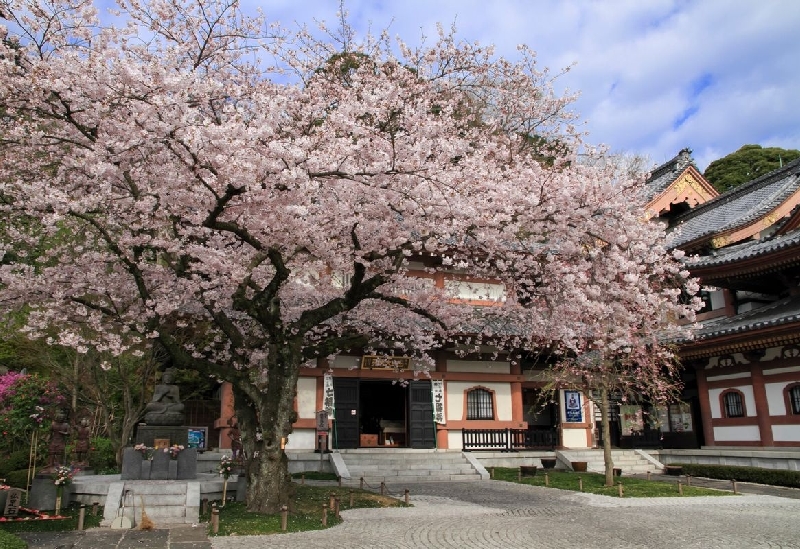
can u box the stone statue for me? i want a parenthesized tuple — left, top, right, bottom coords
(47, 409, 70, 469)
(73, 417, 91, 465)
(143, 368, 185, 426)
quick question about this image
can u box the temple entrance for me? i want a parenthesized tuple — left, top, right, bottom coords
(360, 380, 407, 447)
(331, 378, 436, 449)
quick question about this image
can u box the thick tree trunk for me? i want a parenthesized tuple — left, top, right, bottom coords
(600, 387, 614, 487)
(234, 345, 300, 514)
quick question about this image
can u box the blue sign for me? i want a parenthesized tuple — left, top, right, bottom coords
(565, 391, 583, 423)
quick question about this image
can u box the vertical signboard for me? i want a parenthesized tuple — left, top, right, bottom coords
(564, 390, 583, 423)
(323, 373, 335, 416)
(431, 380, 445, 424)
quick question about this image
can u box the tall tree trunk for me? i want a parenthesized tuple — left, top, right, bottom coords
(600, 386, 614, 487)
(234, 345, 300, 514)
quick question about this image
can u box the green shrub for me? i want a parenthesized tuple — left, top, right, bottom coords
(676, 463, 800, 488)
(0, 451, 30, 477)
(0, 529, 27, 549)
(87, 437, 117, 474)
(4, 470, 30, 490)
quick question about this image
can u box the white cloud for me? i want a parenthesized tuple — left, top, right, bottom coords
(242, 0, 800, 170)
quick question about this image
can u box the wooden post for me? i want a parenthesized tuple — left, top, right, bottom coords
(618, 483, 623, 498)
(360, 477, 364, 489)
(222, 478, 228, 507)
(338, 476, 342, 487)
(211, 504, 219, 534)
(201, 498, 208, 515)
(329, 492, 336, 510)
(380, 481, 386, 495)
(517, 468, 521, 482)
(404, 489, 410, 504)
(78, 504, 86, 531)
(646, 471, 651, 481)
(544, 473, 549, 487)
(349, 489, 354, 507)
(686, 475, 691, 486)
(91, 502, 99, 516)
(678, 481, 683, 495)
(321, 504, 328, 526)
(334, 497, 340, 519)
(280, 505, 288, 531)
(732, 480, 738, 494)
(578, 477, 583, 492)
(301, 473, 305, 485)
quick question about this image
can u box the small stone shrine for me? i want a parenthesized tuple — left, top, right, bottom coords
(135, 367, 190, 448)
(125, 367, 199, 480)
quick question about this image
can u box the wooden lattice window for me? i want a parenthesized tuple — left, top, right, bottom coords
(787, 385, 800, 415)
(722, 390, 745, 418)
(466, 388, 494, 420)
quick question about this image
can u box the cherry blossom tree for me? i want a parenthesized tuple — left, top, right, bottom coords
(0, 0, 697, 512)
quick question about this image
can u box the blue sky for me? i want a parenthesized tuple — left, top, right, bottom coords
(239, 0, 800, 172)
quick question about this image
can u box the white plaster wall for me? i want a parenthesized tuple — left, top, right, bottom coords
(765, 382, 793, 416)
(708, 385, 756, 418)
(763, 365, 800, 375)
(706, 372, 751, 382)
(448, 431, 464, 450)
(447, 360, 510, 374)
(285, 429, 316, 450)
(296, 377, 317, 419)
(446, 381, 512, 421)
(713, 426, 760, 442)
(561, 428, 589, 448)
(709, 290, 726, 310)
(772, 425, 800, 442)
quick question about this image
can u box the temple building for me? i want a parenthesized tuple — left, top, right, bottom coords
(214, 149, 800, 453)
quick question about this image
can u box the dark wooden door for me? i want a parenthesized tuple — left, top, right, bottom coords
(408, 380, 435, 448)
(333, 378, 359, 449)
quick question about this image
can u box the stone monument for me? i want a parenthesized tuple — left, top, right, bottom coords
(143, 367, 185, 425)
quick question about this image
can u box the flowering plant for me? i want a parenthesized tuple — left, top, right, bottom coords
(53, 465, 74, 487)
(134, 443, 155, 460)
(165, 444, 184, 459)
(218, 455, 233, 479)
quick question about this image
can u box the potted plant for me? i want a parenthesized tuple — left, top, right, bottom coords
(571, 461, 588, 472)
(540, 458, 557, 469)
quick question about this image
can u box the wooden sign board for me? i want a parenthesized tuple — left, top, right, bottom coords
(154, 438, 170, 449)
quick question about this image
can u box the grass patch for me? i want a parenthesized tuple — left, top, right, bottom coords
(291, 471, 339, 481)
(490, 468, 731, 498)
(206, 484, 405, 536)
(0, 503, 103, 534)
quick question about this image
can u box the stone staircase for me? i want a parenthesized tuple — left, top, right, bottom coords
(556, 449, 662, 474)
(334, 449, 486, 485)
(102, 480, 200, 527)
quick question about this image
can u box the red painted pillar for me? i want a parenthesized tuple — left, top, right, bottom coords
(214, 382, 235, 449)
(751, 365, 774, 447)
(695, 367, 715, 447)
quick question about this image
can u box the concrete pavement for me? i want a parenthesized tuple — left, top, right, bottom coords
(13, 478, 800, 549)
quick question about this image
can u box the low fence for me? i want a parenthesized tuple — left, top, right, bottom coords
(462, 428, 557, 452)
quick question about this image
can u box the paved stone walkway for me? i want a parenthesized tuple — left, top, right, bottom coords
(211, 480, 800, 549)
(14, 479, 800, 548)
(15, 524, 211, 549)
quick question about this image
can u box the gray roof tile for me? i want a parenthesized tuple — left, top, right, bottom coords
(690, 294, 800, 342)
(689, 228, 800, 269)
(669, 157, 800, 248)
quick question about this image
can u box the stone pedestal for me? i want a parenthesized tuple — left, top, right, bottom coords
(28, 475, 71, 512)
(135, 425, 189, 448)
(121, 447, 144, 480)
(150, 451, 171, 480)
(235, 474, 247, 501)
(177, 448, 198, 479)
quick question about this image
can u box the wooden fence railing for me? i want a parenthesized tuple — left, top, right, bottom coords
(462, 428, 557, 452)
